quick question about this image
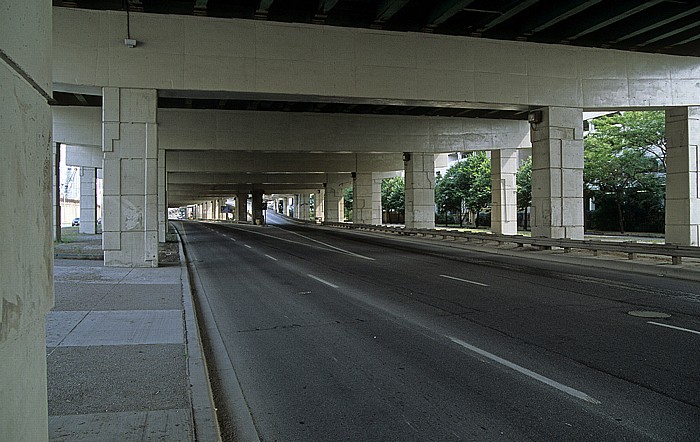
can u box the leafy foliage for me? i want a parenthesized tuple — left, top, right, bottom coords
(343, 186, 353, 221)
(516, 156, 532, 211)
(435, 153, 492, 226)
(381, 176, 405, 212)
(584, 112, 665, 233)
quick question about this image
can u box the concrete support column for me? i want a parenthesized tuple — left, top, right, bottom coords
(353, 172, 381, 225)
(292, 194, 300, 218)
(665, 107, 700, 245)
(251, 190, 264, 224)
(236, 193, 248, 222)
(316, 189, 325, 222)
(53, 142, 61, 242)
(1, 1, 53, 438)
(214, 199, 221, 220)
(491, 149, 518, 235)
(404, 153, 435, 229)
(531, 107, 584, 239)
(324, 182, 342, 223)
(79, 167, 98, 234)
(299, 193, 310, 220)
(102, 87, 159, 267)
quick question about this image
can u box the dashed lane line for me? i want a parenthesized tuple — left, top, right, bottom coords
(448, 336, 601, 405)
(647, 321, 700, 336)
(265, 255, 278, 261)
(440, 274, 489, 287)
(307, 274, 339, 289)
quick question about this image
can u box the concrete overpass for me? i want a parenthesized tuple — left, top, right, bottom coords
(3, 1, 700, 439)
(50, 4, 700, 268)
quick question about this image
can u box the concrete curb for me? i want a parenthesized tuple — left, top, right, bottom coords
(177, 235, 223, 442)
(53, 252, 103, 260)
(177, 223, 261, 442)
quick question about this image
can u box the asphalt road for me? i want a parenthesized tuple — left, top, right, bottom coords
(177, 213, 700, 441)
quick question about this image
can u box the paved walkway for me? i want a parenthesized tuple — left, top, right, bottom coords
(48, 248, 218, 440)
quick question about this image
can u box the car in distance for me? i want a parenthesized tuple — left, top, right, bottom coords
(71, 217, 80, 226)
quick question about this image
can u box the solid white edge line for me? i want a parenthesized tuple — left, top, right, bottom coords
(307, 274, 339, 289)
(440, 274, 489, 287)
(647, 321, 700, 336)
(265, 254, 278, 261)
(448, 336, 601, 405)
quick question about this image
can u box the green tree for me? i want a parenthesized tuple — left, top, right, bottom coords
(343, 186, 353, 221)
(435, 153, 492, 227)
(381, 176, 405, 213)
(516, 156, 532, 229)
(584, 112, 665, 233)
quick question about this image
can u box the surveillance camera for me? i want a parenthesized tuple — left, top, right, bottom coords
(124, 38, 137, 48)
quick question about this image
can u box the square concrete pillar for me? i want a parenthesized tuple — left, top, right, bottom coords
(530, 107, 584, 239)
(292, 194, 300, 218)
(299, 193, 310, 220)
(491, 149, 518, 235)
(1, 2, 53, 437)
(353, 172, 382, 225)
(236, 193, 248, 222)
(79, 167, 98, 234)
(102, 87, 159, 267)
(404, 153, 436, 229)
(323, 181, 343, 223)
(665, 107, 700, 246)
(252, 190, 264, 224)
(316, 189, 324, 222)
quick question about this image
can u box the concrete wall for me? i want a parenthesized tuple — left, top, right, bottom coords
(53, 7, 700, 109)
(1, 1, 53, 440)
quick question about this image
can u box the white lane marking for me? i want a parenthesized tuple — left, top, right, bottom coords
(448, 336, 601, 405)
(648, 321, 700, 336)
(244, 244, 252, 249)
(440, 274, 489, 287)
(274, 227, 375, 261)
(229, 238, 236, 242)
(307, 274, 339, 289)
(228, 225, 374, 260)
(265, 254, 278, 261)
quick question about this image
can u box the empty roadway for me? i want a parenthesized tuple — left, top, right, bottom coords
(177, 212, 700, 441)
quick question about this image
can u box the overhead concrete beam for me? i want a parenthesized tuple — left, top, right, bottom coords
(166, 151, 404, 174)
(53, 106, 102, 146)
(159, 109, 530, 153)
(65, 144, 102, 168)
(53, 7, 700, 109)
(167, 172, 350, 185)
(169, 183, 322, 194)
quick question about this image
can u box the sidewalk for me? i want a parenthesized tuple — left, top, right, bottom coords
(48, 233, 219, 441)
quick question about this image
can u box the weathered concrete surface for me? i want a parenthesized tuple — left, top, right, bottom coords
(1, 1, 53, 440)
(46, 257, 218, 441)
(102, 88, 159, 267)
(53, 8, 700, 109)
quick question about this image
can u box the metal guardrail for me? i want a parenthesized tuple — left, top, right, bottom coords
(321, 222, 700, 265)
